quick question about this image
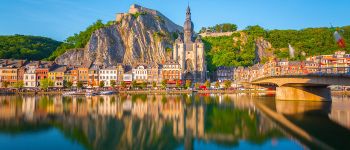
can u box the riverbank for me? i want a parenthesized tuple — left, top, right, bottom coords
(115, 89, 273, 94)
(331, 91, 350, 96)
(0, 89, 349, 96)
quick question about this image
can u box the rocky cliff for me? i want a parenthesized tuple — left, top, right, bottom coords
(55, 48, 84, 65)
(254, 37, 273, 63)
(55, 5, 182, 66)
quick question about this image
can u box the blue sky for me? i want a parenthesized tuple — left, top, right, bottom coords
(0, 0, 349, 41)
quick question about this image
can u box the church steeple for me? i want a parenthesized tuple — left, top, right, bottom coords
(186, 5, 191, 20)
(183, 5, 194, 43)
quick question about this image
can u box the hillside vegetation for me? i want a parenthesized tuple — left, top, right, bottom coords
(203, 25, 350, 72)
(0, 35, 61, 60)
(47, 20, 115, 60)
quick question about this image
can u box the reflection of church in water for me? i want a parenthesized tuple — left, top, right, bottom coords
(173, 6, 207, 82)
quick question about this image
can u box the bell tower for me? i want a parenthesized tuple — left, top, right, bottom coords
(183, 5, 194, 43)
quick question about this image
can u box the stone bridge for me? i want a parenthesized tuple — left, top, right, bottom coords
(250, 75, 350, 101)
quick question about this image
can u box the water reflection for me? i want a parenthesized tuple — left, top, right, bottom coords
(329, 97, 350, 129)
(0, 94, 304, 150)
(276, 100, 331, 115)
(266, 97, 350, 150)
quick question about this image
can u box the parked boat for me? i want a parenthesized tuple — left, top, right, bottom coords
(62, 91, 78, 96)
(99, 91, 116, 95)
(85, 90, 98, 96)
(85, 92, 97, 96)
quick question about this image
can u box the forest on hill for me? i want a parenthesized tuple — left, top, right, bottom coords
(203, 25, 350, 72)
(1, 20, 349, 74)
(0, 35, 61, 60)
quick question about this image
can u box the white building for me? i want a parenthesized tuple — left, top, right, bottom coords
(24, 65, 37, 88)
(132, 64, 148, 81)
(99, 67, 118, 87)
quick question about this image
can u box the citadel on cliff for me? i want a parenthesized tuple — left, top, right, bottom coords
(118, 4, 207, 82)
(0, 4, 208, 89)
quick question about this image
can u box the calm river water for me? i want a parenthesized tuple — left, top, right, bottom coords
(0, 93, 349, 150)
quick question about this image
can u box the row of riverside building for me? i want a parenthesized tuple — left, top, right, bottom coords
(214, 51, 350, 83)
(0, 59, 182, 88)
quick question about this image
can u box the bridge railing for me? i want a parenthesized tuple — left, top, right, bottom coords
(245, 67, 350, 82)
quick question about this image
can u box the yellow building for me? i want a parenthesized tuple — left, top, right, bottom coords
(88, 65, 100, 88)
(78, 67, 89, 86)
(48, 65, 66, 88)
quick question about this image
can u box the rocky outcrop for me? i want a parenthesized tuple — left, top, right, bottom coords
(55, 48, 84, 65)
(56, 5, 182, 66)
(254, 37, 273, 63)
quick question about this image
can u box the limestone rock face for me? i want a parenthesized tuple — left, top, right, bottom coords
(55, 48, 84, 65)
(254, 37, 273, 63)
(56, 5, 182, 66)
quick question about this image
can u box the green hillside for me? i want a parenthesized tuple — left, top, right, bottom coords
(0, 35, 61, 60)
(47, 20, 114, 60)
(203, 25, 350, 72)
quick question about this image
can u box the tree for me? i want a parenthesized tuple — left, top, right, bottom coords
(77, 81, 84, 89)
(64, 81, 73, 89)
(40, 78, 54, 91)
(161, 79, 168, 89)
(176, 80, 181, 89)
(1, 81, 10, 88)
(140, 82, 147, 89)
(99, 81, 105, 88)
(152, 81, 157, 89)
(201, 23, 237, 33)
(110, 80, 116, 88)
(14, 81, 24, 89)
(121, 81, 127, 89)
(224, 80, 232, 90)
(0, 35, 61, 60)
(215, 81, 220, 89)
(185, 80, 192, 89)
(47, 20, 107, 60)
(244, 25, 267, 38)
(205, 80, 211, 88)
(131, 80, 137, 89)
(194, 83, 200, 89)
(199, 27, 207, 33)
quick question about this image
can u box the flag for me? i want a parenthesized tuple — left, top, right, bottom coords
(334, 31, 346, 48)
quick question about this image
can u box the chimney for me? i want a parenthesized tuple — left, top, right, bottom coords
(5, 60, 8, 66)
(20, 60, 24, 66)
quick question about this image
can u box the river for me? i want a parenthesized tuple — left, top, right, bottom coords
(0, 93, 349, 150)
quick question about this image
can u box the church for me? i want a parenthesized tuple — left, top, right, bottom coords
(173, 6, 207, 82)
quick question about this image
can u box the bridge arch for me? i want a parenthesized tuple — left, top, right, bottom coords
(251, 75, 350, 101)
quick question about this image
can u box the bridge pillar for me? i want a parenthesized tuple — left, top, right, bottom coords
(276, 86, 331, 101)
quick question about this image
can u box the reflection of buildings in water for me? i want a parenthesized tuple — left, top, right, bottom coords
(161, 97, 185, 138)
(122, 99, 132, 112)
(0, 94, 297, 149)
(71, 97, 89, 117)
(97, 96, 123, 118)
(276, 100, 331, 115)
(185, 105, 205, 139)
(47, 95, 64, 114)
(0, 98, 17, 120)
(132, 100, 148, 119)
(22, 96, 36, 120)
(329, 100, 350, 129)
